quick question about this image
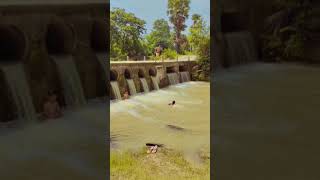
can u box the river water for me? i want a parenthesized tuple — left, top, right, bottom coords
(0, 101, 107, 179)
(214, 63, 320, 180)
(111, 81, 210, 163)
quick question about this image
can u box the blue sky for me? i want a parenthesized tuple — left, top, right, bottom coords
(111, 0, 210, 35)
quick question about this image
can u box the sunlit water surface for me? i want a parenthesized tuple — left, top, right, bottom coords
(111, 81, 210, 163)
(0, 101, 107, 179)
(214, 63, 320, 180)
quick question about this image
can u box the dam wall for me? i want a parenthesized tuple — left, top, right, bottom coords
(110, 60, 197, 100)
(0, 2, 108, 122)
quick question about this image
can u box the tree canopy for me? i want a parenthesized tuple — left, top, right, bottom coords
(188, 14, 210, 54)
(145, 19, 172, 55)
(167, 0, 190, 53)
(110, 8, 147, 60)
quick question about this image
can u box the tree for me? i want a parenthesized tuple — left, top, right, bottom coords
(110, 8, 146, 60)
(262, 0, 312, 61)
(167, 0, 190, 54)
(188, 14, 209, 54)
(145, 19, 172, 55)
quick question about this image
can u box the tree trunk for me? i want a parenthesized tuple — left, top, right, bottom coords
(175, 32, 181, 54)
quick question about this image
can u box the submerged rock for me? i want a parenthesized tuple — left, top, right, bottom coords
(166, 124, 185, 131)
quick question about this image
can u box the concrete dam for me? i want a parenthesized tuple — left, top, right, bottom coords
(0, 1, 197, 124)
(0, 2, 108, 123)
(110, 60, 197, 100)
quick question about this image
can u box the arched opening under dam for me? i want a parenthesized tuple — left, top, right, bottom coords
(46, 23, 75, 55)
(46, 22, 86, 107)
(0, 25, 27, 61)
(179, 65, 188, 72)
(110, 69, 121, 100)
(221, 11, 246, 33)
(110, 69, 118, 81)
(148, 68, 157, 77)
(166, 66, 176, 73)
(124, 69, 133, 79)
(138, 69, 145, 78)
(123, 69, 136, 95)
(138, 69, 149, 93)
(148, 67, 158, 90)
(0, 25, 34, 123)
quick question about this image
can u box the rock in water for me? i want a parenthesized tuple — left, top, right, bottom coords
(166, 124, 185, 131)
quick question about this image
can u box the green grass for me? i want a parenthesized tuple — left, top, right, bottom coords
(111, 147, 210, 180)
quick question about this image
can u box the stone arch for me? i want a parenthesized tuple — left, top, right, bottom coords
(138, 69, 145, 78)
(110, 69, 118, 81)
(148, 67, 157, 77)
(124, 69, 132, 79)
(179, 65, 188, 72)
(0, 25, 28, 61)
(166, 66, 177, 73)
(45, 20, 76, 54)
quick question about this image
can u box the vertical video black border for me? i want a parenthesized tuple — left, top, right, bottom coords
(210, 0, 219, 179)
(106, 0, 111, 179)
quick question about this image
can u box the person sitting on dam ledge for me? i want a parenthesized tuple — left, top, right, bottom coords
(42, 91, 63, 120)
(123, 90, 129, 100)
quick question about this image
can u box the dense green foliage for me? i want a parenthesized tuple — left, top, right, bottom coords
(110, 0, 210, 76)
(167, 0, 190, 53)
(161, 48, 179, 59)
(188, 14, 210, 54)
(192, 35, 210, 81)
(186, 14, 210, 81)
(261, 0, 312, 62)
(110, 8, 147, 60)
(145, 19, 173, 55)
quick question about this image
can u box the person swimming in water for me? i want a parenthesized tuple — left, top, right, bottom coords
(168, 100, 176, 106)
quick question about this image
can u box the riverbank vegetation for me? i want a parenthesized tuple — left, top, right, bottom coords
(110, 0, 210, 80)
(111, 147, 210, 180)
(261, 0, 316, 63)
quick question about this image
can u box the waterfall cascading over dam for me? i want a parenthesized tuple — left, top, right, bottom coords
(52, 55, 86, 106)
(126, 79, 137, 96)
(180, 71, 190, 83)
(151, 76, 159, 90)
(110, 81, 121, 100)
(96, 53, 108, 80)
(167, 73, 179, 85)
(140, 78, 149, 93)
(224, 31, 257, 66)
(0, 63, 37, 123)
(110, 60, 197, 99)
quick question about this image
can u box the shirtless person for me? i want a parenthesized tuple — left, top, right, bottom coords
(123, 90, 129, 100)
(154, 45, 163, 57)
(43, 91, 63, 119)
